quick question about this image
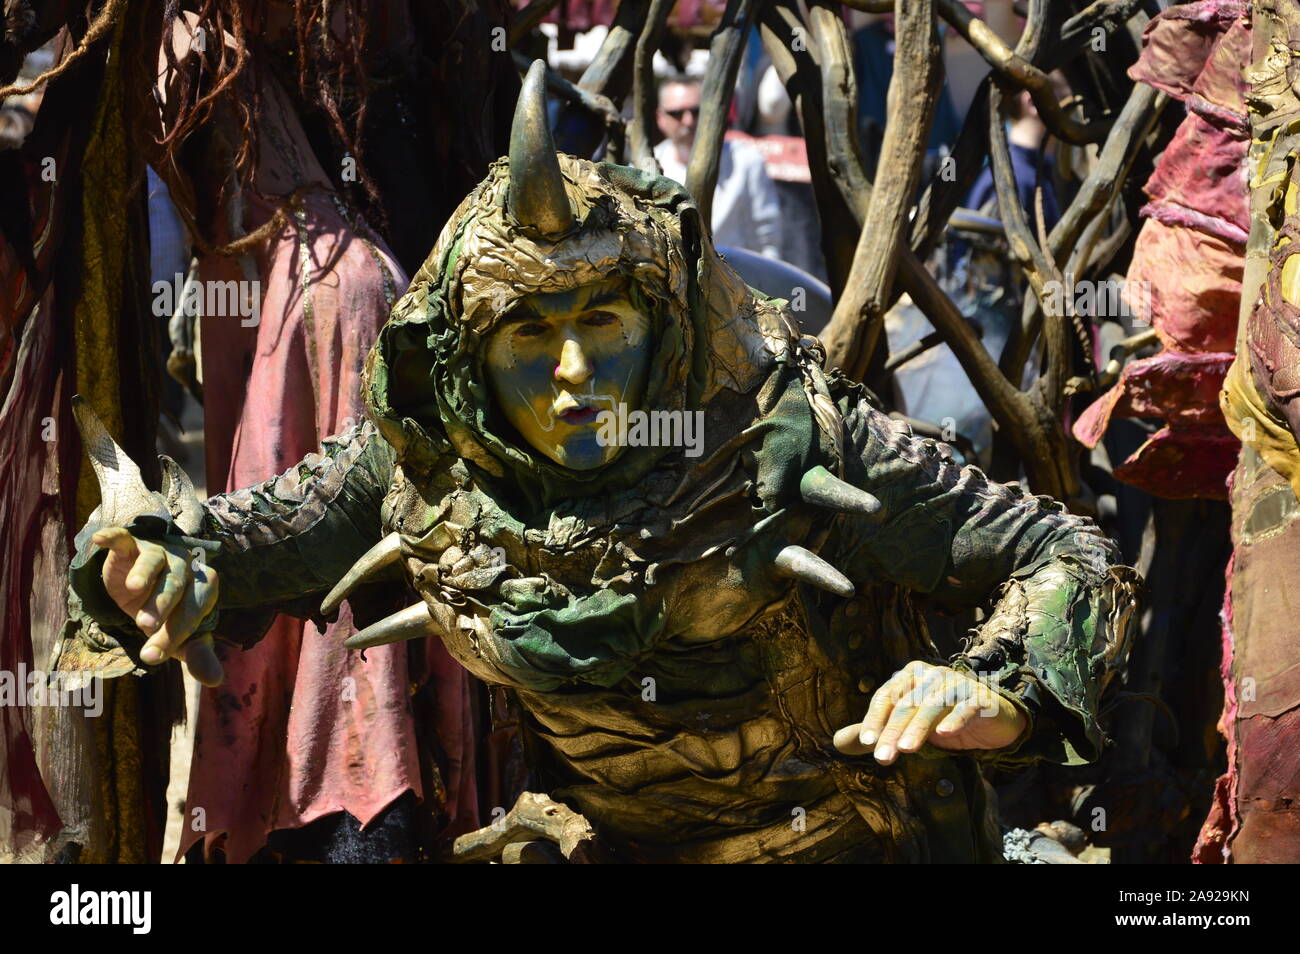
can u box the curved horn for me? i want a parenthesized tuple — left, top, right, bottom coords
(509, 59, 574, 236)
(800, 466, 884, 521)
(774, 544, 855, 598)
(344, 601, 442, 651)
(321, 532, 403, 617)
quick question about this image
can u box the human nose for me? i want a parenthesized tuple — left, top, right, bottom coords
(555, 336, 594, 385)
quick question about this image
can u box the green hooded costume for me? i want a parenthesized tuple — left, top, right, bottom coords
(69, 65, 1141, 863)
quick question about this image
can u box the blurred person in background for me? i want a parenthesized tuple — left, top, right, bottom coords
(964, 82, 1063, 229)
(655, 75, 783, 259)
(851, 11, 961, 177)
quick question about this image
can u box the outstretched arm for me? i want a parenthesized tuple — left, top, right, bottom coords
(201, 421, 396, 617)
(69, 421, 397, 682)
(828, 389, 1141, 767)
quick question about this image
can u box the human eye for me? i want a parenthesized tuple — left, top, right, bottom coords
(581, 312, 619, 328)
(514, 320, 549, 338)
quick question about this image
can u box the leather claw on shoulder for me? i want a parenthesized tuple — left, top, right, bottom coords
(774, 544, 855, 597)
(800, 465, 883, 520)
(344, 601, 441, 650)
(320, 531, 403, 617)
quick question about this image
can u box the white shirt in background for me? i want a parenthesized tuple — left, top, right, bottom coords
(654, 138, 784, 259)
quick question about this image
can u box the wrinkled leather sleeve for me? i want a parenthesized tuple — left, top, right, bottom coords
(69, 422, 396, 651)
(830, 398, 1143, 767)
(200, 422, 397, 645)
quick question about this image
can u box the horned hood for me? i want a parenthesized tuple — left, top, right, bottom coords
(363, 66, 790, 504)
(345, 64, 876, 691)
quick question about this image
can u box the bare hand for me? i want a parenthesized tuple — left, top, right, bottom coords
(91, 527, 223, 686)
(834, 660, 1028, 765)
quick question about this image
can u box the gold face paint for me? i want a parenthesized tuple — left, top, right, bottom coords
(485, 277, 652, 470)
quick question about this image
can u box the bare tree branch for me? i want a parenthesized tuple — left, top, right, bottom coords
(895, 254, 1030, 454)
(511, 51, 624, 147)
(807, 0, 871, 219)
(778, 2, 1048, 482)
(771, 0, 1140, 498)
(909, 74, 991, 263)
(627, 0, 675, 174)
(509, 0, 563, 47)
(987, 87, 1057, 309)
(885, 319, 983, 373)
(758, 1, 859, 291)
(821, 0, 940, 382)
(578, 0, 652, 105)
(688, 0, 768, 225)
(999, 84, 1164, 382)
(1060, 0, 1148, 52)
(936, 0, 1112, 145)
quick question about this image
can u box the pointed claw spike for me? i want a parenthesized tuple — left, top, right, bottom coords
(774, 544, 855, 598)
(71, 395, 166, 527)
(508, 59, 574, 235)
(159, 455, 204, 535)
(800, 465, 883, 520)
(344, 602, 439, 651)
(321, 532, 403, 617)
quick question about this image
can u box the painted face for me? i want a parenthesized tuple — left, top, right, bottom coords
(484, 277, 652, 470)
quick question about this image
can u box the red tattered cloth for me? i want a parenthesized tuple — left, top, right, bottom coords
(0, 158, 64, 856)
(1072, 0, 1250, 501)
(179, 189, 480, 863)
(1074, 351, 1239, 498)
(0, 284, 64, 857)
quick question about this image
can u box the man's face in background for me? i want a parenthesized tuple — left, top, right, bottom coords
(657, 81, 701, 153)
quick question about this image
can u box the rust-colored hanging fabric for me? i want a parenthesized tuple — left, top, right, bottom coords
(1, 1, 172, 863)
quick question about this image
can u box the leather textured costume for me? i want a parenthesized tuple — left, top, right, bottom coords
(68, 65, 1141, 863)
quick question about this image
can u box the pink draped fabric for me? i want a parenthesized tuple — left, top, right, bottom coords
(179, 191, 478, 862)
(0, 284, 63, 856)
(1073, 1, 1249, 501)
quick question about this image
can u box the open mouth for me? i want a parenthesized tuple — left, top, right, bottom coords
(559, 406, 599, 426)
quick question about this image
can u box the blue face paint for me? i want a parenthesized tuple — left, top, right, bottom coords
(484, 278, 653, 470)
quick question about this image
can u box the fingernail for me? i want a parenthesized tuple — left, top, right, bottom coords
(875, 744, 893, 762)
(136, 612, 156, 631)
(140, 646, 163, 665)
(861, 730, 877, 746)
